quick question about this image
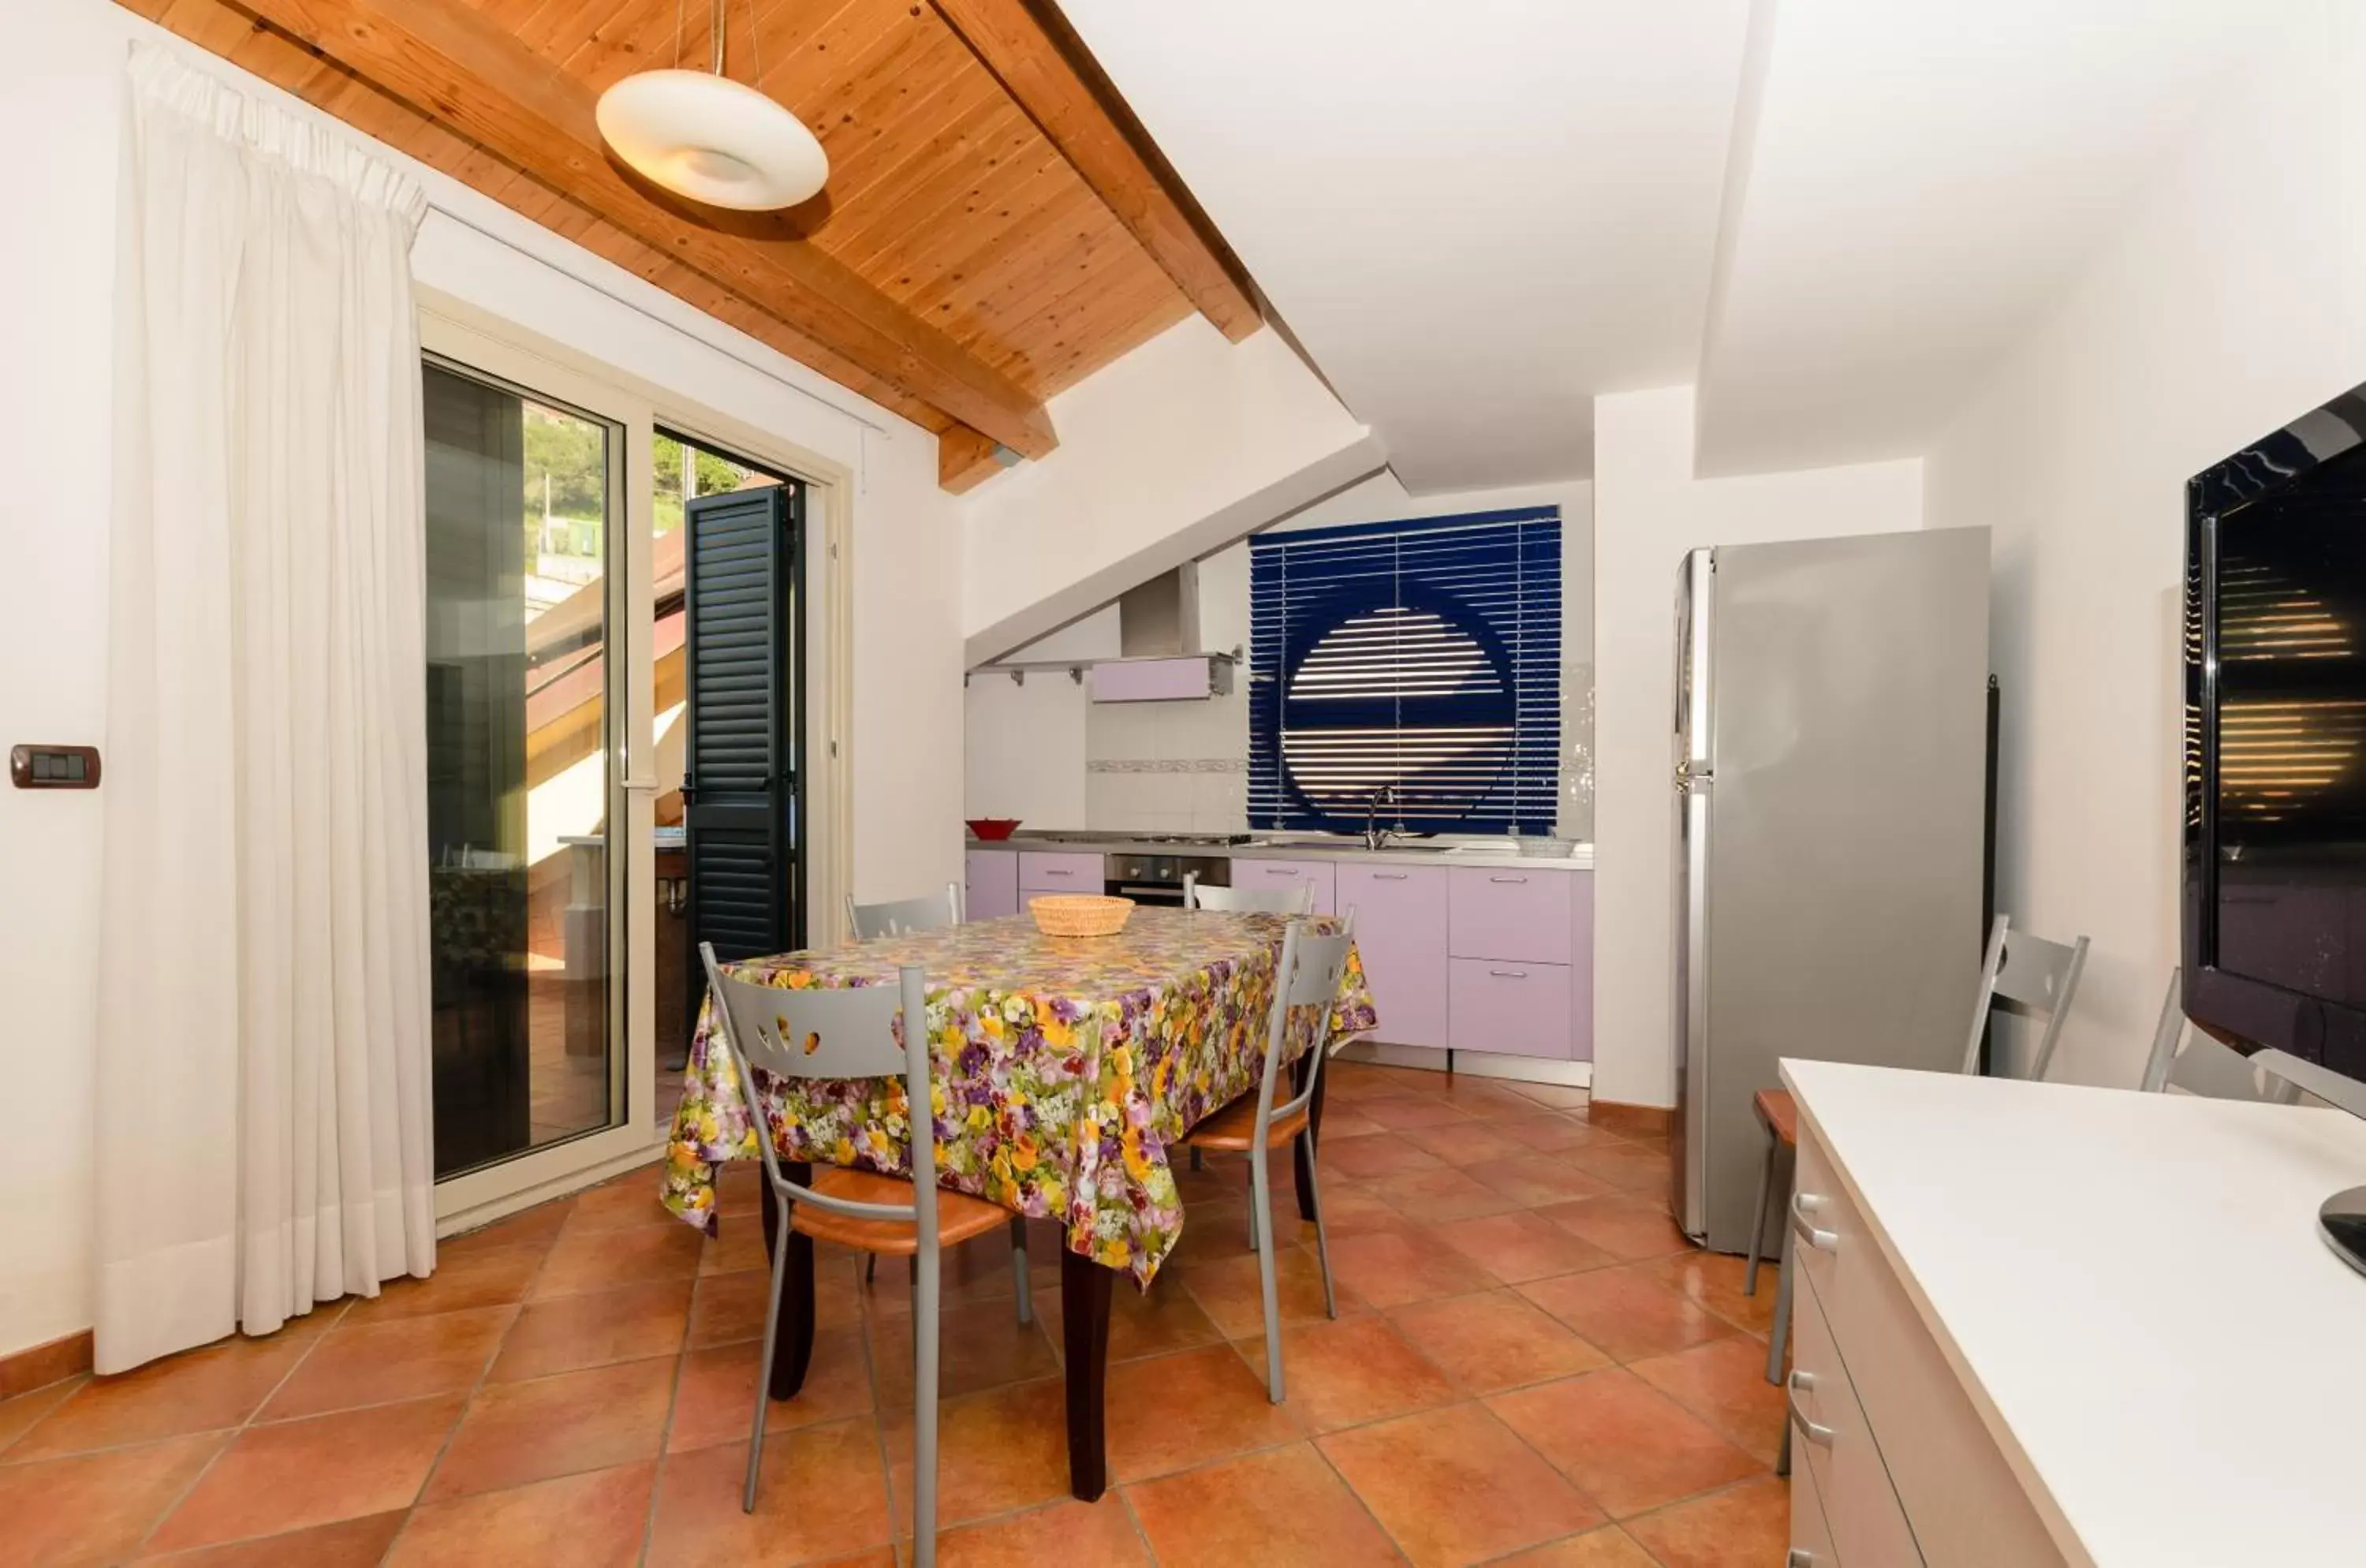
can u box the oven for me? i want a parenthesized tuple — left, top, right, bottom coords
(1104, 852, 1232, 907)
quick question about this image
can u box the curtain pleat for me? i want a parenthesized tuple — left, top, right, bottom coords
(95, 43, 435, 1373)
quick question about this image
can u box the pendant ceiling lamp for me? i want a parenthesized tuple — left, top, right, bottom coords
(595, 0, 827, 211)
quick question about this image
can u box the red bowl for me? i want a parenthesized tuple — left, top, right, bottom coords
(965, 817, 1022, 841)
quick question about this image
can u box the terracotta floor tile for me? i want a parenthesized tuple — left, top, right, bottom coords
(9, 1334, 312, 1458)
(1643, 1250, 1778, 1337)
(1398, 1119, 1536, 1167)
(648, 1417, 892, 1566)
(1489, 1114, 1618, 1153)
(871, 1300, 1060, 1406)
(1367, 1166, 1524, 1224)
(565, 1176, 683, 1234)
(343, 1245, 547, 1323)
(424, 1355, 675, 1500)
(932, 1494, 1148, 1566)
(1564, 1142, 1674, 1193)
(1517, 1269, 1736, 1364)
(1295, 1178, 1420, 1238)
(132, 1510, 408, 1566)
(1038, 1277, 1223, 1365)
(387, 1461, 655, 1568)
(1511, 1082, 1592, 1111)
(1312, 1105, 1386, 1140)
(697, 1219, 771, 1278)
(1534, 1194, 1694, 1263)
(1487, 1369, 1762, 1519)
(0, 1434, 225, 1568)
(1323, 1228, 1497, 1308)
(1319, 1402, 1603, 1566)
(440, 1202, 573, 1257)
(487, 1279, 692, 1383)
(0, 1376, 85, 1454)
(667, 1330, 871, 1454)
(1354, 1096, 1477, 1131)
(1177, 1244, 1360, 1338)
(1464, 1153, 1619, 1208)
(1388, 1290, 1612, 1394)
(1435, 1077, 1549, 1117)
(258, 1306, 513, 1421)
(1626, 1339, 1788, 1465)
(532, 1219, 705, 1299)
(1486, 1525, 1659, 1566)
(1100, 1345, 1301, 1482)
(880, 1377, 1071, 1527)
(685, 1270, 772, 1349)
(1319, 1133, 1450, 1180)
(1621, 1477, 1790, 1567)
(147, 1396, 463, 1552)
(1427, 1210, 1618, 1286)
(1233, 1313, 1457, 1433)
(1123, 1443, 1401, 1568)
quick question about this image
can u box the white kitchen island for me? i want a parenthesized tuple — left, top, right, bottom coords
(1782, 1058, 2366, 1567)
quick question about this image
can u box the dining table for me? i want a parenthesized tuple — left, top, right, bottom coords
(659, 905, 1378, 1499)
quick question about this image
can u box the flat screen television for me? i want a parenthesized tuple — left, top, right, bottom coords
(2185, 383, 2366, 1077)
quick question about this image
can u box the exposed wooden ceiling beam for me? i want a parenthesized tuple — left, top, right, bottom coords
(930, 0, 1261, 343)
(218, 0, 1058, 460)
(937, 426, 1006, 493)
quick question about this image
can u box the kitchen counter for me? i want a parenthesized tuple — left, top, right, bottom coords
(966, 831, 1594, 872)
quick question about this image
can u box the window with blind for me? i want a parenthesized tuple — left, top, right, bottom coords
(1248, 506, 1562, 834)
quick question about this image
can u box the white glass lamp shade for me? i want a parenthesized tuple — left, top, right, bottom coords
(595, 69, 828, 211)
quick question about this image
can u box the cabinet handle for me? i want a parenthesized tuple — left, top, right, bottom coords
(1488, 969, 1529, 980)
(1786, 1372, 1834, 1447)
(1488, 875, 1529, 884)
(1267, 868, 1301, 876)
(1372, 872, 1409, 881)
(1044, 868, 1073, 877)
(1789, 1552, 1821, 1566)
(1791, 1193, 1838, 1252)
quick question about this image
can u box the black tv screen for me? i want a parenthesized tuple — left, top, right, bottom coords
(2186, 386, 2366, 1074)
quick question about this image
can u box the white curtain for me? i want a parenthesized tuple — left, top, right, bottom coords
(96, 44, 436, 1374)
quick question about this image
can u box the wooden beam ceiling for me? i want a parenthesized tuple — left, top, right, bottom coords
(928, 0, 1260, 342)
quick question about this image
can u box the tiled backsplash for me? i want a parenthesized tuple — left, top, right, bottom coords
(1085, 691, 1251, 831)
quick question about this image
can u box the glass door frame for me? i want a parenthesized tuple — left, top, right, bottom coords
(418, 295, 858, 1234)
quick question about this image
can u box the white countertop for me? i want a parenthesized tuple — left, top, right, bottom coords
(1782, 1058, 2366, 1568)
(966, 833, 1594, 872)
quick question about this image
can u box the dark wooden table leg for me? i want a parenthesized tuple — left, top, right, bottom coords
(757, 1161, 816, 1401)
(1293, 1050, 1329, 1222)
(1059, 1249, 1114, 1500)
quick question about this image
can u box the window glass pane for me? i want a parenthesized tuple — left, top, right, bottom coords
(424, 363, 618, 1178)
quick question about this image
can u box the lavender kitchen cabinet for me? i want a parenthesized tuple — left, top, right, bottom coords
(1017, 850, 1103, 894)
(965, 849, 1019, 920)
(1229, 857, 1336, 913)
(1335, 863, 1449, 1047)
(1448, 958, 1576, 1059)
(1449, 867, 1573, 965)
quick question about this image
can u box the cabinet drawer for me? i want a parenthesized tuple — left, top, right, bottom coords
(1229, 858, 1335, 913)
(1793, 1267, 1923, 1568)
(1789, 1124, 1860, 1312)
(1017, 850, 1103, 892)
(1449, 867, 1573, 962)
(1336, 863, 1449, 1047)
(1448, 958, 1572, 1059)
(964, 850, 1019, 920)
(1789, 1431, 1840, 1568)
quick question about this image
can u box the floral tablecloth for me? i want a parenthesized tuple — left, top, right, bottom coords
(660, 908, 1376, 1283)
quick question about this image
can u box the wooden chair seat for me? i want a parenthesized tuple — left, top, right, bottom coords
(788, 1169, 1011, 1256)
(1753, 1087, 1798, 1148)
(1181, 1092, 1310, 1152)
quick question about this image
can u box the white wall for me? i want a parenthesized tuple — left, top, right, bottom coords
(961, 610, 1118, 830)
(1591, 386, 1922, 1107)
(1924, 2, 2366, 1086)
(0, 1, 964, 1361)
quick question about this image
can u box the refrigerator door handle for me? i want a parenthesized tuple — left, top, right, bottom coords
(1674, 760, 1715, 794)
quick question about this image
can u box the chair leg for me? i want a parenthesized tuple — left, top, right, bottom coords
(1745, 1131, 1776, 1297)
(1299, 1131, 1337, 1320)
(1009, 1216, 1032, 1326)
(1245, 1183, 1259, 1252)
(911, 1245, 941, 1567)
(744, 1204, 793, 1513)
(1248, 1146, 1285, 1403)
(866, 1255, 876, 1286)
(1767, 1219, 1793, 1387)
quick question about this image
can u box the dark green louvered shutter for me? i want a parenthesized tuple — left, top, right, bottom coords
(682, 483, 804, 978)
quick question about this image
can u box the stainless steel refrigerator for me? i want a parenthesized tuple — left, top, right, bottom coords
(1672, 527, 1991, 1253)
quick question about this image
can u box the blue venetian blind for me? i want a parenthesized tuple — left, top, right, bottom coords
(1248, 506, 1562, 834)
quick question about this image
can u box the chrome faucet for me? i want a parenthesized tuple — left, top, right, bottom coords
(1364, 783, 1400, 851)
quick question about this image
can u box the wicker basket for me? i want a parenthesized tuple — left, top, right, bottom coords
(1029, 894, 1135, 938)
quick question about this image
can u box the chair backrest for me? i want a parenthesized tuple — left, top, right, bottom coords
(1247, 910, 1358, 1139)
(845, 880, 963, 939)
(2139, 969, 2295, 1103)
(1959, 913, 2092, 1081)
(698, 942, 940, 1238)
(1181, 872, 1315, 916)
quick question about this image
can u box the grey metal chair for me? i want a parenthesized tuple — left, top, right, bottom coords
(2140, 969, 2298, 1102)
(1177, 914, 1353, 1403)
(845, 880, 964, 939)
(700, 944, 1027, 1564)
(1753, 911, 2091, 1394)
(1181, 872, 1315, 916)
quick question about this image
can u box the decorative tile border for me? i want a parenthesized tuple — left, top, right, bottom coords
(1087, 758, 1247, 774)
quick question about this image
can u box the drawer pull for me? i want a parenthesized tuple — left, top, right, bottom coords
(1487, 969, 1530, 980)
(1791, 1193, 1838, 1252)
(1043, 868, 1073, 877)
(1488, 875, 1529, 884)
(1786, 1372, 1834, 1447)
(1266, 868, 1302, 876)
(1789, 1553, 1822, 1567)
(1372, 872, 1410, 881)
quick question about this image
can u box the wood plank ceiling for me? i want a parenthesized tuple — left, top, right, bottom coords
(121, 0, 1263, 491)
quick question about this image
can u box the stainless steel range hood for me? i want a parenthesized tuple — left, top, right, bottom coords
(1093, 563, 1233, 702)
